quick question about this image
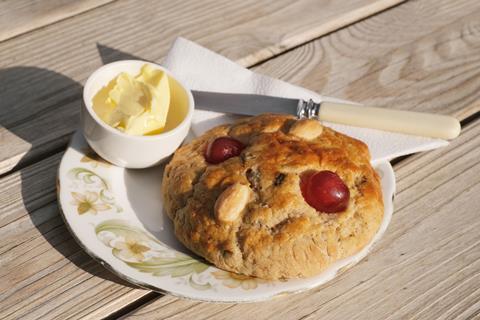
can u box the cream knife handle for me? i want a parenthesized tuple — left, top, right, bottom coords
(319, 102, 461, 140)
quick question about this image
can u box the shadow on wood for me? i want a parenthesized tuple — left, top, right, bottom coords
(97, 43, 145, 65)
(0, 66, 137, 288)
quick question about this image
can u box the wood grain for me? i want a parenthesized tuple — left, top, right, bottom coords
(0, 0, 115, 42)
(123, 0, 480, 317)
(0, 127, 30, 175)
(253, 0, 480, 120)
(0, 152, 149, 320)
(0, 0, 404, 175)
(1, 0, 480, 318)
(122, 119, 480, 320)
(0, 0, 408, 317)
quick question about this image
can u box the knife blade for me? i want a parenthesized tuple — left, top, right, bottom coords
(192, 90, 301, 117)
(191, 90, 461, 140)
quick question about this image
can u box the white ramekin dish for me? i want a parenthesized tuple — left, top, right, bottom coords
(81, 60, 194, 168)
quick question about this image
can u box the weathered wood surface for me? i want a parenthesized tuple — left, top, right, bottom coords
(0, 0, 404, 176)
(0, 0, 407, 318)
(1, 0, 480, 319)
(122, 119, 480, 320)
(253, 0, 480, 119)
(118, 0, 480, 317)
(0, 152, 148, 320)
(0, 0, 115, 42)
(0, 128, 30, 175)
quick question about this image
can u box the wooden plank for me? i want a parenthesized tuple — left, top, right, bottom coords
(0, 0, 405, 175)
(0, 153, 149, 320)
(0, 127, 30, 174)
(2, 0, 480, 318)
(253, 0, 480, 119)
(0, 0, 408, 316)
(0, 154, 58, 230)
(120, 120, 480, 320)
(120, 0, 480, 317)
(0, 146, 154, 319)
(0, 0, 115, 43)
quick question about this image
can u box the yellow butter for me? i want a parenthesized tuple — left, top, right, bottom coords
(92, 64, 170, 135)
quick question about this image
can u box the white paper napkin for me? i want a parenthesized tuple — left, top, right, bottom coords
(162, 37, 448, 165)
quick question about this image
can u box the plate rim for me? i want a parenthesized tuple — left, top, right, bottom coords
(56, 131, 395, 303)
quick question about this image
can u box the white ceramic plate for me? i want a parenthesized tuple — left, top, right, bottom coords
(57, 131, 394, 302)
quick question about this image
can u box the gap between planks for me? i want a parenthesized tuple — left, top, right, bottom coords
(111, 117, 480, 320)
(107, 111, 480, 320)
(0, 0, 406, 176)
(0, 0, 117, 43)
(1, 0, 480, 318)
(108, 0, 480, 316)
(0, 0, 408, 178)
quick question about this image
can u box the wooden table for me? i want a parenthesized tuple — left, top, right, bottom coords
(1, 0, 479, 319)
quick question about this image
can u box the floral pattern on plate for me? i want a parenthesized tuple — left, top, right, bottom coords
(95, 219, 211, 290)
(211, 270, 268, 290)
(68, 166, 123, 214)
(57, 132, 395, 302)
(71, 191, 111, 215)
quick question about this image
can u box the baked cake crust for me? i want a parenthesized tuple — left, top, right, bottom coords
(162, 114, 384, 280)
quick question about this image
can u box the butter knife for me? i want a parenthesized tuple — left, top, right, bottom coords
(192, 90, 460, 140)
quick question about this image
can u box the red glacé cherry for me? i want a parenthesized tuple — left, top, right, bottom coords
(205, 137, 245, 164)
(300, 170, 350, 213)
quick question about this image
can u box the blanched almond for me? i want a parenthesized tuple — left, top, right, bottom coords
(289, 119, 323, 140)
(215, 183, 251, 222)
